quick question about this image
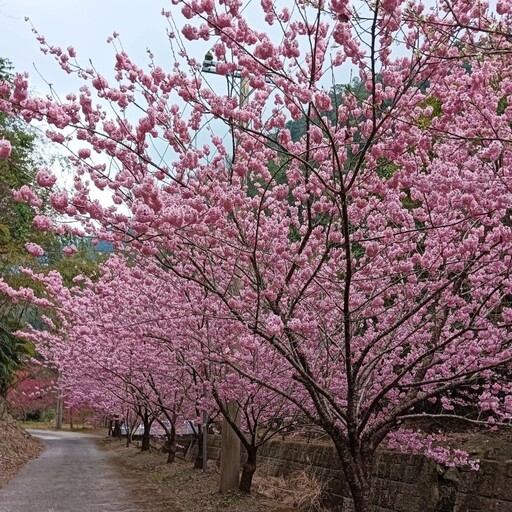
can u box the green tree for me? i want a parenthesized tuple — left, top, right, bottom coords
(0, 58, 44, 395)
(0, 58, 107, 396)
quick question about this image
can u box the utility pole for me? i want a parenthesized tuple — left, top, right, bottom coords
(202, 379, 209, 473)
(55, 391, 63, 430)
(201, 53, 250, 493)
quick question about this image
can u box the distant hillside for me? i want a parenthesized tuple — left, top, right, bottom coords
(92, 239, 114, 254)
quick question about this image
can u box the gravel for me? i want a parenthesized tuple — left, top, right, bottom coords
(98, 436, 293, 512)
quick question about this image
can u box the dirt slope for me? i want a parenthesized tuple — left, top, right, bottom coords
(0, 399, 44, 488)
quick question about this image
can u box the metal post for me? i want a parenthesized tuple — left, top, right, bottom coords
(239, 76, 250, 113)
(202, 407, 208, 472)
(55, 391, 63, 430)
(201, 54, 250, 493)
(219, 402, 241, 493)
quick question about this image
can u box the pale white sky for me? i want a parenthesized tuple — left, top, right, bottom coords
(0, 1, 183, 208)
(0, 0, 238, 145)
(0, 0, 193, 94)
(0, 0, 350, 201)
(0, 0, 240, 209)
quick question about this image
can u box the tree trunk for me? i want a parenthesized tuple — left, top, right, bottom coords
(350, 483, 374, 512)
(113, 419, 121, 437)
(335, 442, 374, 512)
(194, 428, 204, 469)
(166, 443, 176, 463)
(165, 424, 177, 464)
(141, 413, 151, 451)
(194, 438, 203, 468)
(219, 401, 241, 492)
(55, 395, 63, 430)
(239, 446, 257, 493)
(141, 433, 150, 451)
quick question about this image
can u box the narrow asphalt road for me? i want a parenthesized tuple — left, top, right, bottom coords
(0, 430, 168, 512)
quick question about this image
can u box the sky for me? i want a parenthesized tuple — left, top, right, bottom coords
(0, 0, 238, 206)
(0, 0, 234, 141)
(0, 0, 184, 95)
(0, 1, 192, 206)
(0, 0, 294, 96)
(0, 0, 346, 198)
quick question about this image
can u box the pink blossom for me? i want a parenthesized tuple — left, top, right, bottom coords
(50, 191, 69, 211)
(92, 76, 108, 90)
(12, 186, 42, 207)
(33, 215, 54, 232)
(36, 169, 58, 187)
(6, 4, 512, 507)
(0, 139, 12, 158)
(496, 0, 512, 14)
(63, 244, 78, 256)
(25, 242, 44, 257)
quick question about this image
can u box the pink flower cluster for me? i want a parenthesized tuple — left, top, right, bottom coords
(63, 244, 78, 256)
(12, 186, 42, 207)
(24, 242, 44, 257)
(78, 148, 91, 159)
(33, 215, 54, 232)
(0, 139, 12, 158)
(50, 191, 69, 212)
(36, 169, 58, 187)
(5, 2, 512, 507)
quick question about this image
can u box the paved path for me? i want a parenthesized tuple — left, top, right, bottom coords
(0, 430, 164, 512)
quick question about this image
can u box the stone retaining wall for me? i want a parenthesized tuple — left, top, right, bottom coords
(187, 436, 512, 512)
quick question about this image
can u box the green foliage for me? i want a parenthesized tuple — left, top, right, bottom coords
(341, 77, 372, 104)
(54, 238, 108, 286)
(0, 307, 36, 397)
(497, 95, 508, 116)
(0, 60, 51, 273)
(0, 58, 107, 397)
(376, 158, 400, 180)
(42, 408, 55, 422)
(0, 59, 40, 395)
(417, 96, 443, 129)
(285, 116, 307, 142)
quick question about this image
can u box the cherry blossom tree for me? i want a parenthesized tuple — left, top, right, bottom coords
(6, 365, 56, 421)
(3, 0, 512, 510)
(18, 261, 199, 453)
(151, 285, 302, 490)
(21, 255, 301, 484)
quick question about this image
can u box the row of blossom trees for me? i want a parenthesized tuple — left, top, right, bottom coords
(2, 0, 512, 510)
(19, 257, 300, 489)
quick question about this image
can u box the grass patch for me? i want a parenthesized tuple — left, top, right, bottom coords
(218, 490, 247, 508)
(150, 471, 174, 483)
